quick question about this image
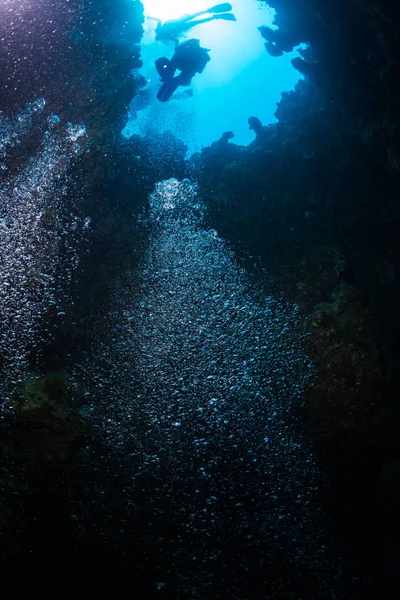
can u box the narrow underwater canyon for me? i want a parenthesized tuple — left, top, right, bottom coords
(1, 1, 400, 598)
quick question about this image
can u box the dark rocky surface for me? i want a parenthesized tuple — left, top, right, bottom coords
(194, 1, 400, 597)
(0, 0, 144, 139)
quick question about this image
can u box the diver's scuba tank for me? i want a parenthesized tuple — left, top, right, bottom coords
(170, 39, 210, 75)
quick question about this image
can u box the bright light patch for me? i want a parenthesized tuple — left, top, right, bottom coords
(124, 1, 303, 154)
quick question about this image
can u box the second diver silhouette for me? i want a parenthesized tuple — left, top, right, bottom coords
(148, 3, 236, 45)
(156, 39, 211, 102)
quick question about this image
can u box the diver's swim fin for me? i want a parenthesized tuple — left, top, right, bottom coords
(214, 13, 237, 21)
(157, 77, 182, 102)
(155, 57, 175, 82)
(208, 3, 233, 13)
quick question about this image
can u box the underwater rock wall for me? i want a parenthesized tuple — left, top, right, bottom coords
(196, 2, 400, 595)
(0, 0, 144, 138)
(263, 0, 400, 126)
(197, 0, 400, 443)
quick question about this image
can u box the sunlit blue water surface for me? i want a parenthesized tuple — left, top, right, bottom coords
(123, 0, 303, 154)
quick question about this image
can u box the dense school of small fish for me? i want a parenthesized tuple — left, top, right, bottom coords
(0, 100, 88, 402)
(76, 178, 361, 598)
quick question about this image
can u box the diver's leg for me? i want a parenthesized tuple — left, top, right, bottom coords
(160, 10, 226, 40)
(163, 4, 233, 27)
(182, 4, 233, 21)
(178, 10, 210, 23)
(179, 16, 216, 33)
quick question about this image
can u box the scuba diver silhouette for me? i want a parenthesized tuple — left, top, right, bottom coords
(147, 3, 236, 44)
(155, 39, 211, 102)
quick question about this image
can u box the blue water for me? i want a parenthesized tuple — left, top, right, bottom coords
(123, 0, 303, 154)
